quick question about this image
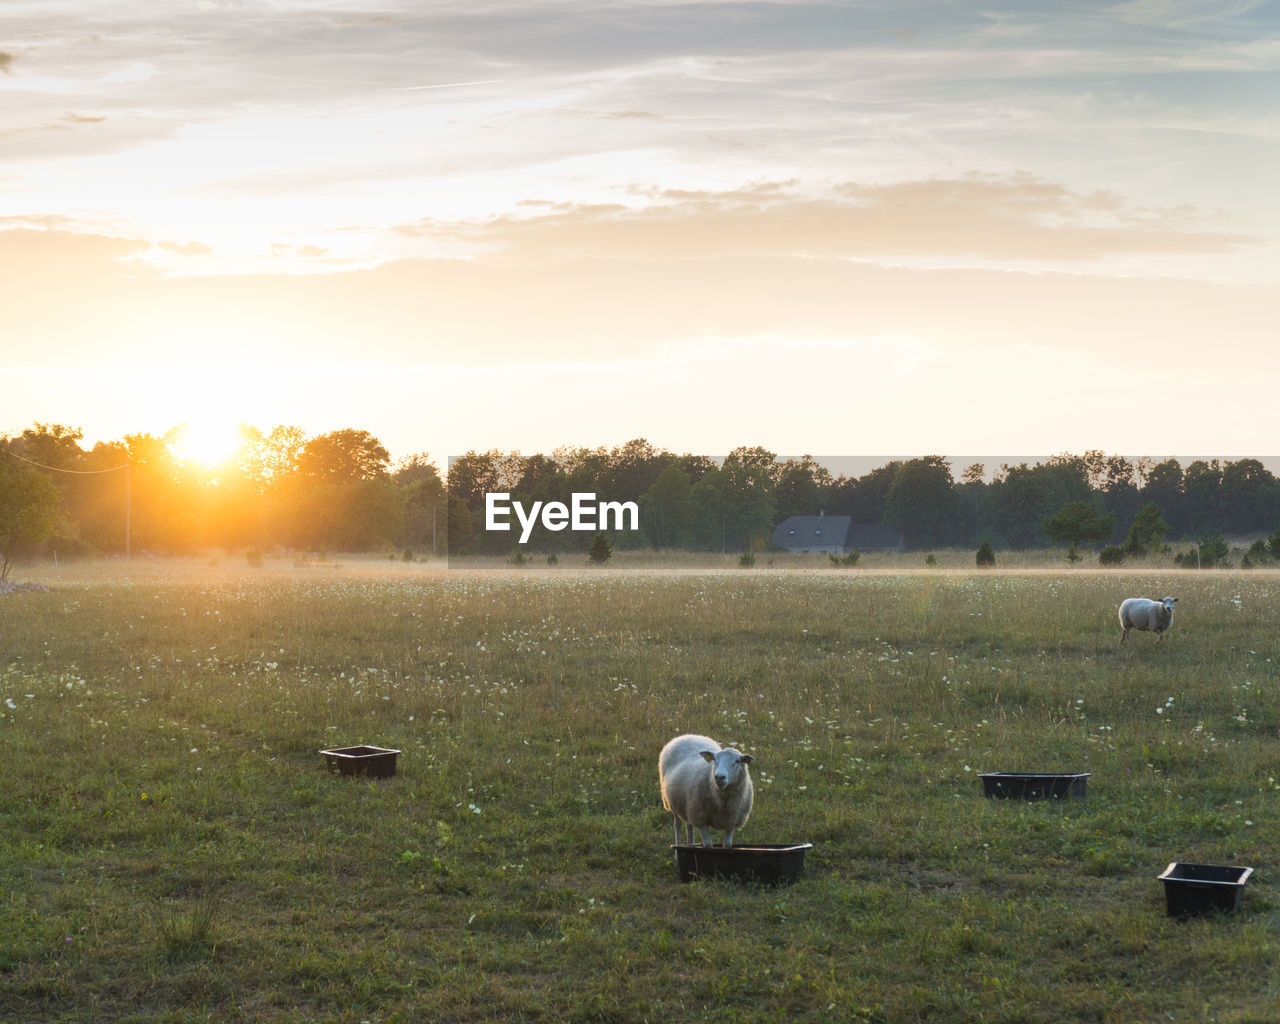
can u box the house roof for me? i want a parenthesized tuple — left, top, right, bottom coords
(849, 523, 905, 550)
(770, 515, 853, 549)
(770, 515, 904, 552)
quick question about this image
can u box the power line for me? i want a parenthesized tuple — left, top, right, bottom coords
(1, 447, 128, 474)
(2, 445, 132, 557)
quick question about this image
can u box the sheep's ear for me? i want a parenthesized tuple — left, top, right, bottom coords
(739, 754, 754, 765)
(699, 750, 716, 763)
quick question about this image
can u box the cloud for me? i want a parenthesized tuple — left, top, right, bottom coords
(413, 176, 1255, 267)
(2, 219, 1276, 382)
(1105, 0, 1275, 30)
(267, 242, 332, 260)
(158, 240, 215, 256)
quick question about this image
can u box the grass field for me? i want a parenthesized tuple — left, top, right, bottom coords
(2, 556, 1278, 1023)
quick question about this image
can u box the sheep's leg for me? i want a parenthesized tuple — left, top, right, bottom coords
(697, 826, 713, 848)
(1119, 627, 1129, 645)
(723, 829, 735, 848)
(672, 816, 683, 844)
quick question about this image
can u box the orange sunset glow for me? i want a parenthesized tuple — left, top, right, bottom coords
(2, 3, 1278, 462)
(168, 421, 246, 470)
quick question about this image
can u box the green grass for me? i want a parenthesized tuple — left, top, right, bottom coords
(2, 557, 1278, 1022)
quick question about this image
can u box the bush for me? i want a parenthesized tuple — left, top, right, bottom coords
(1175, 532, 1230, 569)
(975, 540, 996, 567)
(1124, 501, 1172, 557)
(245, 547, 264, 568)
(547, 553, 558, 566)
(738, 551, 756, 568)
(1098, 545, 1125, 567)
(828, 551, 860, 567)
(587, 533, 612, 565)
(925, 553, 937, 566)
(1242, 538, 1271, 569)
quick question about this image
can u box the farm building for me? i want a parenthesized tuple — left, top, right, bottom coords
(770, 514, 904, 555)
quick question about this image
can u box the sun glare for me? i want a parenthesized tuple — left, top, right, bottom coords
(170, 420, 245, 469)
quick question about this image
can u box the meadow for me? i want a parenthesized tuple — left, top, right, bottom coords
(1, 556, 1277, 1023)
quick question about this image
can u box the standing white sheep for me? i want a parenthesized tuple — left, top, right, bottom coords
(659, 733, 754, 847)
(1118, 596, 1178, 644)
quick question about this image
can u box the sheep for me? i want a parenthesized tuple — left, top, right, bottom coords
(659, 733, 754, 847)
(1118, 596, 1178, 644)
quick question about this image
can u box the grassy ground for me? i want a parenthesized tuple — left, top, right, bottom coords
(2, 556, 1277, 1022)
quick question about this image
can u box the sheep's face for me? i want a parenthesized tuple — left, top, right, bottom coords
(700, 747, 754, 790)
(1162, 597, 1178, 610)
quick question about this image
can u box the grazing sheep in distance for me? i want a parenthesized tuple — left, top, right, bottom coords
(1119, 596, 1178, 644)
(659, 733, 754, 848)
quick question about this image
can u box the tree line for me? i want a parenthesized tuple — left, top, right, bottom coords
(4, 425, 1280, 571)
(0, 423, 446, 572)
(449, 446, 1280, 560)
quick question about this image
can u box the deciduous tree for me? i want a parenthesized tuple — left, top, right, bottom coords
(884, 456, 958, 550)
(1043, 501, 1116, 563)
(0, 452, 64, 579)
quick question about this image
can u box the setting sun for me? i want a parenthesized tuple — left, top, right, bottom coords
(169, 419, 245, 469)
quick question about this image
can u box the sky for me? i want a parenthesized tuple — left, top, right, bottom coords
(2, 0, 1279, 468)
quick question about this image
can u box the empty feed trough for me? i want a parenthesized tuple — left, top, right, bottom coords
(981, 771, 1090, 801)
(673, 843, 813, 885)
(320, 745, 401, 778)
(1158, 863, 1253, 917)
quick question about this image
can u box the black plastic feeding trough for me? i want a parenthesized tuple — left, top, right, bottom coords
(980, 771, 1090, 801)
(673, 844, 813, 885)
(1158, 863, 1253, 918)
(320, 745, 401, 778)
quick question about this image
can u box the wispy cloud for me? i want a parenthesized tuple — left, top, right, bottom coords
(404, 176, 1255, 268)
(3, 220, 1275, 374)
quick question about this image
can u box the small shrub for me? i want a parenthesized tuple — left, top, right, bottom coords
(402, 548, 415, 562)
(925, 553, 937, 566)
(587, 533, 612, 564)
(1268, 523, 1280, 561)
(1202, 532, 1231, 566)
(244, 547, 264, 568)
(508, 549, 527, 567)
(546, 553, 558, 566)
(738, 551, 756, 568)
(1244, 538, 1272, 568)
(828, 551, 860, 567)
(1098, 545, 1126, 567)
(1124, 501, 1172, 556)
(975, 540, 996, 567)
(1175, 532, 1230, 569)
